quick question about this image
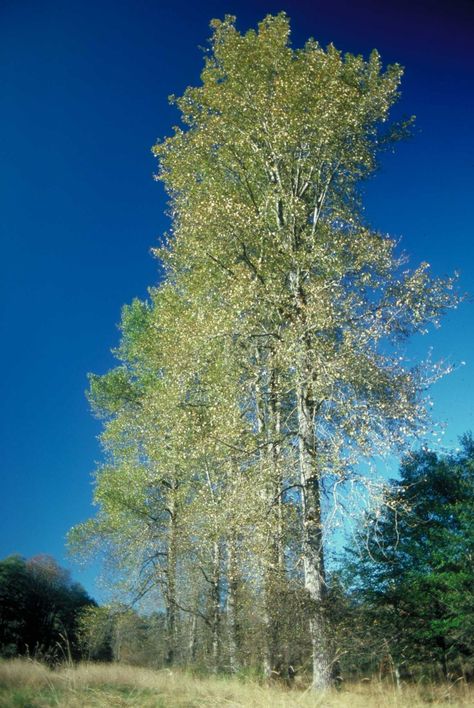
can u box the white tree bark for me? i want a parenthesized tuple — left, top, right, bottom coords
(165, 493, 178, 666)
(297, 376, 331, 690)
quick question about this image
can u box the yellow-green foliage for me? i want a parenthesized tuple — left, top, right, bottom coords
(0, 659, 472, 707)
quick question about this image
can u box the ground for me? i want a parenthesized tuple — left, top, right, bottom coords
(0, 659, 472, 707)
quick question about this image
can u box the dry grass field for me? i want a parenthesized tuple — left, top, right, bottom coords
(0, 659, 472, 707)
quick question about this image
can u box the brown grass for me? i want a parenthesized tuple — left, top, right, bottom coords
(0, 658, 472, 707)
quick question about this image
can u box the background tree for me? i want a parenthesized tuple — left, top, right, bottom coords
(76, 605, 114, 662)
(0, 555, 94, 662)
(340, 436, 474, 682)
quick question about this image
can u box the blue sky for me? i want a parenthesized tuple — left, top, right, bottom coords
(1, 0, 473, 601)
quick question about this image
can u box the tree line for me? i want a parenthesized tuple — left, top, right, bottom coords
(0, 555, 94, 662)
(2, 439, 473, 680)
(67, 443, 474, 682)
(62, 13, 467, 690)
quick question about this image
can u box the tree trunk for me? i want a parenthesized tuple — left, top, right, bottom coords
(165, 494, 177, 666)
(112, 613, 122, 663)
(262, 592, 273, 679)
(297, 377, 331, 690)
(210, 540, 221, 672)
(269, 366, 284, 573)
(227, 537, 240, 674)
(188, 614, 197, 665)
(254, 350, 274, 679)
(267, 366, 291, 681)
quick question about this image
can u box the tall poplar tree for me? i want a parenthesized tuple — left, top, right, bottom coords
(152, 14, 458, 688)
(73, 13, 459, 691)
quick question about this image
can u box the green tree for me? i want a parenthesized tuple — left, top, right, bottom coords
(0, 555, 94, 661)
(77, 604, 170, 666)
(151, 13, 458, 688)
(77, 605, 114, 661)
(70, 290, 262, 672)
(72, 13, 460, 689)
(343, 437, 474, 680)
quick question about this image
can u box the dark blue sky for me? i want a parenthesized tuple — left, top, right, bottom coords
(1, 0, 473, 601)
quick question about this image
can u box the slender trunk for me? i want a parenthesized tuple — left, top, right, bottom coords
(112, 615, 122, 663)
(394, 665, 401, 692)
(262, 596, 273, 679)
(291, 265, 331, 691)
(227, 537, 240, 674)
(165, 493, 177, 666)
(297, 381, 331, 689)
(211, 540, 221, 672)
(188, 614, 197, 665)
(297, 374, 331, 690)
(269, 366, 284, 573)
(254, 350, 273, 679)
(268, 366, 291, 680)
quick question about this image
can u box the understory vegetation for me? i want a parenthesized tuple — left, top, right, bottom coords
(66, 441, 474, 686)
(1, 659, 473, 707)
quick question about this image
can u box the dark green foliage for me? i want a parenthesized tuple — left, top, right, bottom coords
(340, 437, 474, 681)
(0, 555, 95, 662)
